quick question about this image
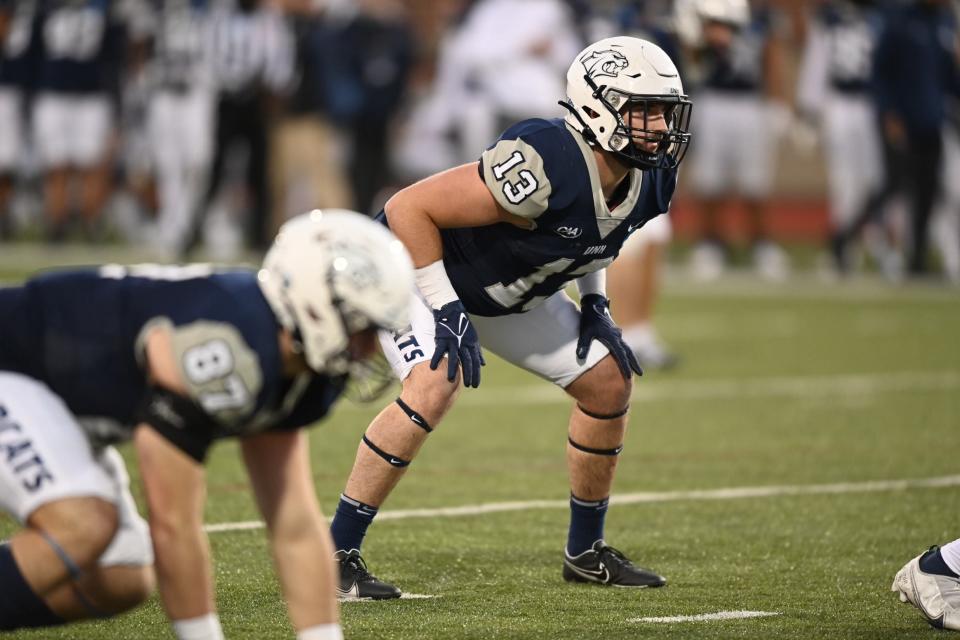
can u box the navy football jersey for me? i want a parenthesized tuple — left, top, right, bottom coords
(700, 8, 775, 93)
(0, 0, 38, 88)
(0, 266, 343, 450)
(35, 0, 126, 93)
(438, 118, 677, 317)
(818, 1, 880, 94)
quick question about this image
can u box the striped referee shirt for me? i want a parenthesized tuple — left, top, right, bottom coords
(208, 1, 293, 97)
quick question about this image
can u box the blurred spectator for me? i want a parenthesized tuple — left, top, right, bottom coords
(683, 0, 792, 281)
(796, 0, 894, 277)
(267, 0, 353, 234)
(183, 0, 294, 254)
(871, 0, 960, 277)
(32, 0, 129, 242)
(315, 0, 413, 215)
(0, 0, 35, 241)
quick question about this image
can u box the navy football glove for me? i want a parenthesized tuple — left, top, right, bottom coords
(576, 294, 643, 380)
(430, 300, 485, 388)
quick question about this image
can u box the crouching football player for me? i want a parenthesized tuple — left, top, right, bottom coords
(0, 210, 414, 639)
(329, 36, 692, 598)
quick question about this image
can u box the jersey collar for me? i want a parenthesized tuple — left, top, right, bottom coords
(565, 122, 643, 240)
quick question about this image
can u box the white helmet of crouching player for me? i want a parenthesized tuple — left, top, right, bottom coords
(258, 209, 414, 375)
(561, 36, 693, 170)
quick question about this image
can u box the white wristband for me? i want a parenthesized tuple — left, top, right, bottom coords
(576, 269, 607, 298)
(173, 613, 225, 640)
(297, 623, 344, 640)
(415, 259, 459, 310)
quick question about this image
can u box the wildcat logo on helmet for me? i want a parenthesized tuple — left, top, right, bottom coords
(580, 49, 629, 80)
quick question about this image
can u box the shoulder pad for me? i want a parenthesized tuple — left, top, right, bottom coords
(480, 119, 573, 220)
(163, 319, 264, 426)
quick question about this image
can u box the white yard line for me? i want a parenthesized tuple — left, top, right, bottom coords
(630, 610, 782, 623)
(202, 474, 960, 534)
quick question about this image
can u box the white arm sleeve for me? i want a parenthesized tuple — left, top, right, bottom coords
(415, 260, 459, 310)
(575, 269, 606, 298)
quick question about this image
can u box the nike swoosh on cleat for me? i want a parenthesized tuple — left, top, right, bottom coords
(337, 583, 360, 600)
(566, 561, 610, 583)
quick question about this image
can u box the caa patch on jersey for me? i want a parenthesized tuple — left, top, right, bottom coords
(152, 318, 263, 426)
(481, 138, 552, 220)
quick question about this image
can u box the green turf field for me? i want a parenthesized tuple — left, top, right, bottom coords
(2, 258, 959, 639)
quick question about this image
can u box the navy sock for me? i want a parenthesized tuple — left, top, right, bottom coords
(330, 494, 379, 553)
(0, 542, 64, 630)
(566, 494, 609, 556)
(920, 547, 960, 578)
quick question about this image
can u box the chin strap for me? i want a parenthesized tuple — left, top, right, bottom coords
(558, 100, 599, 145)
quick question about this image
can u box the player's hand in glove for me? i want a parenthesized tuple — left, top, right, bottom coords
(576, 293, 643, 380)
(430, 300, 485, 388)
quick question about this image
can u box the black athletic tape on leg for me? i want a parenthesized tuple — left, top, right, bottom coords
(576, 403, 629, 420)
(567, 436, 623, 456)
(395, 398, 432, 433)
(361, 435, 410, 468)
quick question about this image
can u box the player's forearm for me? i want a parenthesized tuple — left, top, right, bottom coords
(576, 269, 607, 298)
(151, 520, 217, 621)
(270, 516, 339, 630)
(383, 191, 444, 268)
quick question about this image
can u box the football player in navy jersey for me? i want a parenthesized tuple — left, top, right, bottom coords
(683, 0, 791, 281)
(0, 0, 35, 240)
(32, 0, 128, 241)
(0, 210, 414, 640)
(797, 0, 891, 277)
(329, 36, 692, 599)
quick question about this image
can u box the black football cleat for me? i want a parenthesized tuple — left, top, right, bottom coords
(335, 549, 401, 600)
(563, 540, 666, 588)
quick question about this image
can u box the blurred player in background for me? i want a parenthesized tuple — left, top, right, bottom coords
(0, 210, 413, 640)
(136, 0, 216, 257)
(605, 0, 683, 370)
(32, 0, 129, 242)
(329, 36, 692, 599)
(395, 0, 582, 177)
(893, 540, 960, 631)
(681, 0, 791, 281)
(796, 0, 892, 278)
(0, 1, 35, 242)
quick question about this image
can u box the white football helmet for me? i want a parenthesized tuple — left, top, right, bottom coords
(696, 0, 749, 27)
(258, 209, 414, 375)
(562, 36, 692, 170)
